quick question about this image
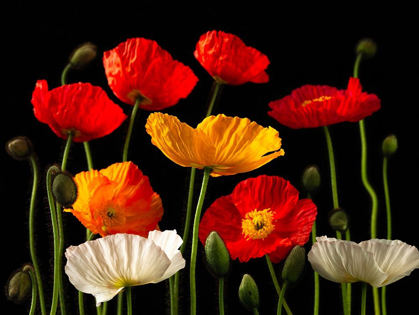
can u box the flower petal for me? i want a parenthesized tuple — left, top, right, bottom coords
(65, 233, 171, 306)
(359, 239, 419, 286)
(148, 230, 186, 282)
(308, 237, 388, 287)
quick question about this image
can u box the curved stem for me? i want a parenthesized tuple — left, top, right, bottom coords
(353, 53, 363, 79)
(46, 165, 61, 315)
(383, 157, 391, 239)
(265, 255, 292, 315)
(218, 277, 225, 315)
(126, 287, 132, 315)
(323, 126, 339, 209)
(61, 63, 72, 85)
(190, 167, 211, 315)
(28, 268, 38, 315)
(28, 155, 46, 315)
(206, 82, 222, 117)
(361, 283, 368, 315)
(123, 98, 140, 162)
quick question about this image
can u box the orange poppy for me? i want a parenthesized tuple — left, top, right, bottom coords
(65, 161, 163, 237)
(103, 37, 198, 110)
(145, 113, 284, 177)
(194, 30, 270, 85)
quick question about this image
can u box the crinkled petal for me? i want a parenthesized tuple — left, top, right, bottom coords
(148, 230, 186, 282)
(308, 237, 388, 287)
(65, 234, 171, 306)
(359, 239, 419, 286)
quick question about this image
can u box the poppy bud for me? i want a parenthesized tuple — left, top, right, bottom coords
(238, 274, 259, 311)
(301, 165, 321, 194)
(6, 136, 34, 161)
(6, 266, 32, 304)
(204, 231, 230, 277)
(328, 208, 349, 232)
(382, 134, 398, 157)
(52, 171, 78, 208)
(356, 38, 377, 59)
(282, 245, 306, 285)
(69, 42, 97, 70)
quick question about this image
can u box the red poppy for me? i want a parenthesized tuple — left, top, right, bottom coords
(103, 37, 198, 110)
(199, 175, 317, 263)
(31, 80, 127, 142)
(194, 30, 270, 85)
(268, 77, 381, 129)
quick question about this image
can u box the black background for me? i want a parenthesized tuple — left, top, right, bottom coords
(1, 2, 418, 314)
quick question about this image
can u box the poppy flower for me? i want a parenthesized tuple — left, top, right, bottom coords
(308, 236, 419, 287)
(198, 175, 317, 263)
(103, 37, 198, 110)
(268, 77, 381, 129)
(145, 113, 284, 177)
(65, 230, 185, 306)
(31, 80, 127, 142)
(194, 30, 270, 85)
(64, 161, 163, 237)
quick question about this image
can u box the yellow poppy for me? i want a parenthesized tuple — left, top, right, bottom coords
(145, 113, 284, 177)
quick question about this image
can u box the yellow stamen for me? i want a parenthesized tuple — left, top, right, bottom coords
(301, 95, 332, 107)
(242, 209, 275, 240)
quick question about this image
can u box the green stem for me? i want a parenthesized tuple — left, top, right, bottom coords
(78, 291, 85, 315)
(206, 82, 222, 117)
(265, 255, 292, 315)
(361, 283, 368, 315)
(122, 98, 140, 162)
(83, 141, 94, 171)
(101, 302, 108, 315)
(28, 268, 38, 315)
(126, 287, 132, 315)
(311, 222, 320, 315)
(381, 286, 387, 315)
(55, 133, 73, 315)
(190, 167, 211, 315)
(253, 309, 260, 315)
(61, 63, 72, 85)
(46, 165, 61, 315)
(353, 53, 363, 79)
(323, 126, 339, 209)
(383, 157, 391, 239)
(117, 292, 123, 315)
(28, 155, 46, 315)
(169, 276, 176, 315)
(219, 277, 225, 315)
(277, 281, 288, 315)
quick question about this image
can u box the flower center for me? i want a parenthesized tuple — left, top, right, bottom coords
(127, 90, 152, 105)
(301, 95, 332, 107)
(99, 201, 126, 232)
(241, 209, 275, 240)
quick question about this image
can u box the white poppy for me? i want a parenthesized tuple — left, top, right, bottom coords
(307, 236, 419, 287)
(65, 230, 185, 306)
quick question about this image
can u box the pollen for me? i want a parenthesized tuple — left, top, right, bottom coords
(242, 209, 275, 240)
(301, 95, 332, 107)
(99, 201, 126, 229)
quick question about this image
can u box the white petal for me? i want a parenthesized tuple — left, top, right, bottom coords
(148, 230, 186, 282)
(65, 233, 171, 305)
(308, 236, 387, 287)
(359, 239, 419, 286)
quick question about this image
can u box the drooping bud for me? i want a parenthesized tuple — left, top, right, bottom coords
(356, 38, 377, 59)
(204, 231, 230, 277)
(282, 245, 306, 285)
(301, 165, 321, 194)
(6, 266, 32, 304)
(238, 274, 260, 311)
(69, 42, 97, 70)
(382, 134, 398, 158)
(52, 171, 78, 208)
(328, 208, 349, 232)
(6, 136, 34, 161)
